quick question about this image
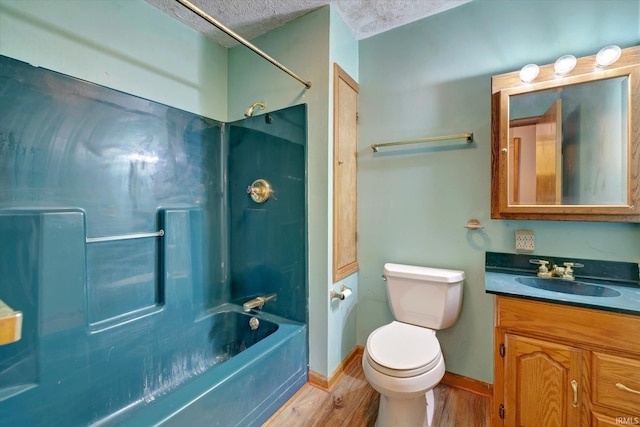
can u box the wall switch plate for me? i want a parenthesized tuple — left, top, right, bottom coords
(515, 230, 535, 253)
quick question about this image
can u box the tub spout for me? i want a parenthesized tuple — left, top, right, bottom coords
(243, 294, 277, 312)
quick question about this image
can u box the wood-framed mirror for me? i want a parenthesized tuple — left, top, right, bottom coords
(491, 45, 640, 222)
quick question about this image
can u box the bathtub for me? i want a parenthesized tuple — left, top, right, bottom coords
(0, 301, 307, 427)
(98, 305, 308, 427)
(0, 210, 307, 426)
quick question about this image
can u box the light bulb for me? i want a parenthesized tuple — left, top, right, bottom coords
(554, 55, 577, 76)
(596, 45, 621, 67)
(519, 64, 540, 83)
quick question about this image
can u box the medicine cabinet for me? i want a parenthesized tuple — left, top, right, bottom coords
(491, 45, 640, 222)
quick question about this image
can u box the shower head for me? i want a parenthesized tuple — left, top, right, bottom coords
(244, 101, 266, 117)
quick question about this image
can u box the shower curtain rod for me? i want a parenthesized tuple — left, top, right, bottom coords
(175, 0, 312, 89)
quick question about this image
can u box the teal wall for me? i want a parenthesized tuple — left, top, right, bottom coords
(358, 0, 640, 383)
(0, 0, 227, 120)
(328, 7, 359, 375)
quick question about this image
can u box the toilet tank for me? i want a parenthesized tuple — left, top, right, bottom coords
(383, 263, 464, 330)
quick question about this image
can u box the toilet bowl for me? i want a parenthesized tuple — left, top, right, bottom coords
(362, 263, 464, 427)
(363, 321, 445, 426)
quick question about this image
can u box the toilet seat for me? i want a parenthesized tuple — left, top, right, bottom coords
(366, 321, 442, 378)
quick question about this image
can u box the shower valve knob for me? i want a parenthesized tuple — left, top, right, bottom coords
(247, 179, 273, 203)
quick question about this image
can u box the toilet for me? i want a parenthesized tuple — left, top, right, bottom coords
(362, 263, 464, 427)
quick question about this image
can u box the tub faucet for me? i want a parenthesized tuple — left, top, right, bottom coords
(243, 294, 277, 312)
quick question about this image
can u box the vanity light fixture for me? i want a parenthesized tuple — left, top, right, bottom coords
(519, 63, 540, 83)
(554, 54, 577, 75)
(596, 44, 622, 67)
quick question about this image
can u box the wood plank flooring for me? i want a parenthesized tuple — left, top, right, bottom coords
(264, 356, 490, 427)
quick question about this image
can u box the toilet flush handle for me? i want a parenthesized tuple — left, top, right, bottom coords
(381, 275, 387, 281)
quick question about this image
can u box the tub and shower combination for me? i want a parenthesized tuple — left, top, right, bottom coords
(0, 55, 308, 426)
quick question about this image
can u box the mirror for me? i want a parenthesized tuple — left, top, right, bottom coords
(510, 77, 628, 206)
(491, 45, 640, 222)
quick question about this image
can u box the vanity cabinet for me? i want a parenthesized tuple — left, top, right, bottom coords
(494, 296, 640, 427)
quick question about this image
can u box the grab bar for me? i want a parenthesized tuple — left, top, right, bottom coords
(86, 230, 164, 244)
(371, 132, 473, 152)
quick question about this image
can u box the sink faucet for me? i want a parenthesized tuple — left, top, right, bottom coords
(243, 293, 277, 312)
(530, 259, 583, 280)
(552, 262, 584, 280)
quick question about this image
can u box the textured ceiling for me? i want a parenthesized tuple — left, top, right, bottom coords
(146, 0, 471, 48)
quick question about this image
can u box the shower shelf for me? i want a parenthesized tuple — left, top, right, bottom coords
(86, 230, 164, 244)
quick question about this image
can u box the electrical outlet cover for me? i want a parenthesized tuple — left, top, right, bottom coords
(515, 230, 535, 253)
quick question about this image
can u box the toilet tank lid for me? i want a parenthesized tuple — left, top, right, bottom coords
(384, 263, 465, 283)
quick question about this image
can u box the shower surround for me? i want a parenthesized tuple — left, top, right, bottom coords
(0, 55, 307, 425)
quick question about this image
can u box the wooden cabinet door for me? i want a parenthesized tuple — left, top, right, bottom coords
(504, 333, 583, 427)
(332, 63, 359, 282)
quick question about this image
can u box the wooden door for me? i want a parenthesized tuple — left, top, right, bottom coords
(535, 99, 562, 204)
(332, 64, 359, 282)
(504, 333, 582, 427)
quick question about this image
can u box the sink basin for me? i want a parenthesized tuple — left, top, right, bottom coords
(515, 277, 621, 298)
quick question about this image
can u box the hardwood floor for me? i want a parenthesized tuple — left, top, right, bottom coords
(264, 356, 490, 427)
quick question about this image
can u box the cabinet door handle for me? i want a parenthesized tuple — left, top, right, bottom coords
(616, 383, 640, 396)
(571, 380, 579, 407)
